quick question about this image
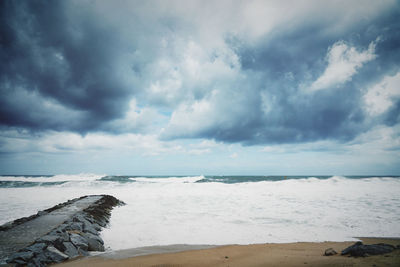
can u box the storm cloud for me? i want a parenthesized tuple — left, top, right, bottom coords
(1, 0, 400, 146)
(0, 0, 137, 132)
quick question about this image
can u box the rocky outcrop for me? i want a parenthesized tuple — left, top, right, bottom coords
(341, 241, 397, 257)
(5, 195, 124, 266)
(324, 248, 337, 256)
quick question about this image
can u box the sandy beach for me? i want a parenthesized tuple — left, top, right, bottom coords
(57, 238, 400, 267)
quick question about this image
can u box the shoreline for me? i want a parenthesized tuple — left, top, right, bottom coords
(57, 237, 400, 267)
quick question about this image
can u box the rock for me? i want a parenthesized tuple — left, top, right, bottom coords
(74, 214, 92, 224)
(83, 215, 96, 223)
(95, 219, 107, 227)
(63, 242, 79, 258)
(53, 229, 70, 242)
(25, 242, 48, 254)
(7, 250, 34, 264)
(83, 223, 99, 235)
(77, 247, 89, 256)
(341, 242, 395, 257)
(28, 252, 50, 267)
(84, 232, 104, 245)
(70, 233, 89, 251)
(36, 233, 66, 252)
(56, 223, 69, 232)
(45, 246, 69, 263)
(324, 248, 337, 256)
(68, 221, 84, 231)
(37, 234, 60, 243)
(37, 211, 47, 216)
(27, 257, 46, 267)
(91, 223, 102, 231)
(83, 232, 105, 251)
(341, 241, 362, 255)
(73, 214, 100, 235)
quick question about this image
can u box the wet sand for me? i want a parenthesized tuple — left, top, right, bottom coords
(57, 238, 400, 267)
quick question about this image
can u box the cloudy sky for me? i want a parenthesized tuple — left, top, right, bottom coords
(1, 0, 399, 175)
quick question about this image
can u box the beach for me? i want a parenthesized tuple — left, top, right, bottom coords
(57, 238, 400, 267)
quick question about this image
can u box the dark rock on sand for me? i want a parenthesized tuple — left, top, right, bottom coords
(341, 241, 396, 257)
(324, 248, 337, 256)
(63, 242, 80, 258)
(84, 232, 105, 251)
(70, 233, 89, 251)
(44, 246, 69, 263)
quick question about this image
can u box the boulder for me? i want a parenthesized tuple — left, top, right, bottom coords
(27, 253, 48, 267)
(68, 221, 84, 231)
(63, 242, 79, 258)
(7, 250, 34, 264)
(341, 242, 395, 257)
(37, 233, 66, 252)
(91, 223, 102, 231)
(324, 248, 337, 256)
(37, 234, 60, 243)
(83, 232, 105, 251)
(25, 242, 48, 254)
(83, 223, 99, 235)
(70, 233, 89, 251)
(52, 230, 70, 242)
(44, 246, 69, 263)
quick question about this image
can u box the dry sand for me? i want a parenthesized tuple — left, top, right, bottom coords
(57, 238, 400, 267)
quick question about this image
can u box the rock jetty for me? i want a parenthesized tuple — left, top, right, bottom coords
(0, 195, 124, 266)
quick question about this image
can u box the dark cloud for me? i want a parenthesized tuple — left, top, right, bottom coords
(0, 0, 135, 133)
(1, 0, 399, 147)
(163, 4, 400, 145)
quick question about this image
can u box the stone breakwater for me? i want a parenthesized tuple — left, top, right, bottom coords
(0, 195, 124, 266)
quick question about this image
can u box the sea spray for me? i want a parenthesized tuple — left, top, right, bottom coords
(1, 175, 399, 250)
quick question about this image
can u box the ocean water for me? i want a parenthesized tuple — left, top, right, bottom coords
(0, 174, 399, 251)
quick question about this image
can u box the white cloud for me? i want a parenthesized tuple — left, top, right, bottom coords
(105, 99, 167, 133)
(162, 97, 215, 138)
(310, 41, 377, 91)
(0, 130, 184, 156)
(145, 39, 241, 107)
(364, 72, 400, 115)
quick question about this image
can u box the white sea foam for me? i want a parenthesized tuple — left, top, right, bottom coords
(130, 175, 205, 183)
(0, 173, 105, 182)
(0, 176, 399, 251)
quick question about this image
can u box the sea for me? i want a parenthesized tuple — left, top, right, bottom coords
(0, 174, 399, 251)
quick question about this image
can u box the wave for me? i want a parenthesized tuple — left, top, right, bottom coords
(130, 175, 205, 183)
(0, 174, 399, 188)
(0, 181, 66, 188)
(0, 173, 105, 183)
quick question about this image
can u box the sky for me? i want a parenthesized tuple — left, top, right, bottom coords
(1, 0, 400, 175)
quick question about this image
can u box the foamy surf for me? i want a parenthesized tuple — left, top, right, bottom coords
(0, 175, 399, 251)
(130, 175, 205, 183)
(0, 173, 105, 183)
